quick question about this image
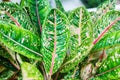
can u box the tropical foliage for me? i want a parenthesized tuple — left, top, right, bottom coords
(0, 0, 120, 80)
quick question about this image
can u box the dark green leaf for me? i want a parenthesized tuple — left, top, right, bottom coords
(41, 9, 69, 74)
(0, 44, 14, 60)
(0, 22, 42, 60)
(0, 55, 18, 71)
(61, 7, 93, 73)
(21, 62, 43, 80)
(0, 69, 14, 80)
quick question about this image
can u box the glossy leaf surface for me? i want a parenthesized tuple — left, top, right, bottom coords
(21, 62, 43, 80)
(41, 9, 69, 74)
(0, 22, 42, 60)
(61, 7, 93, 73)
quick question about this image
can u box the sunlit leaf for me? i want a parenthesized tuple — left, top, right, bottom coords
(0, 22, 42, 60)
(21, 62, 43, 80)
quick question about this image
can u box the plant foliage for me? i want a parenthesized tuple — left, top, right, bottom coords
(0, 0, 120, 80)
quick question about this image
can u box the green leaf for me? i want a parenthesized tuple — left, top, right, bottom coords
(0, 69, 15, 80)
(41, 9, 69, 75)
(20, 0, 51, 31)
(97, 0, 116, 15)
(61, 7, 93, 73)
(0, 22, 42, 60)
(55, 0, 65, 12)
(94, 48, 120, 79)
(92, 30, 120, 52)
(21, 62, 43, 80)
(0, 2, 37, 33)
(0, 55, 18, 71)
(94, 11, 120, 38)
(0, 44, 14, 60)
(91, 0, 116, 22)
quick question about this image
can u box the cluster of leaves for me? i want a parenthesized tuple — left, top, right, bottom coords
(0, 0, 120, 80)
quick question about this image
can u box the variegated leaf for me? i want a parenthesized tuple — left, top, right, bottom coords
(61, 7, 93, 73)
(94, 11, 120, 38)
(91, 0, 116, 22)
(0, 2, 37, 34)
(92, 30, 120, 52)
(41, 9, 69, 75)
(20, 0, 51, 32)
(0, 22, 42, 60)
(94, 48, 120, 79)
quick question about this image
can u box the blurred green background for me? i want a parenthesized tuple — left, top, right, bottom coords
(81, 0, 107, 8)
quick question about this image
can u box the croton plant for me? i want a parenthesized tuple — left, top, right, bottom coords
(0, 0, 120, 80)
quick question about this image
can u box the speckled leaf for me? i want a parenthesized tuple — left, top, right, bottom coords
(94, 48, 120, 79)
(41, 9, 69, 75)
(0, 2, 37, 34)
(97, 0, 116, 16)
(91, 0, 116, 22)
(21, 62, 43, 80)
(92, 30, 120, 52)
(94, 11, 120, 38)
(20, 0, 51, 31)
(0, 22, 42, 60)
(61, 7, 93, 73)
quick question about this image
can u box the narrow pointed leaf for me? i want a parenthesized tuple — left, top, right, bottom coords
(21, 62, 43, 80)
(20, 0, 51, 31)
(41, 9, 69, 75)
(94, 11, 120, 38)
(94, 48, 120, 79)
(92, 30, 120, 52)
(0, 2, 37, 33)
(61, 7, 93, 73)
(0, 22, 42, 60)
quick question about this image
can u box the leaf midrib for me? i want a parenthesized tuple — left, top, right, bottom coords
(49, 10, 57, 75)
(0, 30, 42, 57)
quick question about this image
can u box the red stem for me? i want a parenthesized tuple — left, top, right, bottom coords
(5, 11, 21, 27)
(93, 18, 120, 44)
